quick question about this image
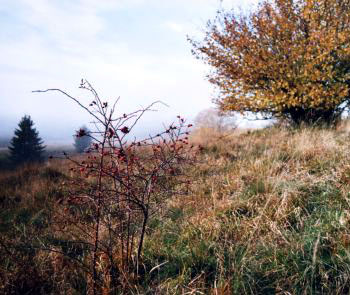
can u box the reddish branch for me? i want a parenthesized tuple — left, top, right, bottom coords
(34, 80, 197, 293)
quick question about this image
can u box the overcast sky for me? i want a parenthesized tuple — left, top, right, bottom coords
(0, 0, 259, 144)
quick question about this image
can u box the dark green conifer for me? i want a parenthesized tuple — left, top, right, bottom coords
(9, 115, 46, 165)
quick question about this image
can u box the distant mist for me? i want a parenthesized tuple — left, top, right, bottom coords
(1, 113, 196, 148)
(2, 110, 270, 149)
(0, 137, 10, 148)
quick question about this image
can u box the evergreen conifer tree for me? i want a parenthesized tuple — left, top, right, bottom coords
(9, 115, 46, 165)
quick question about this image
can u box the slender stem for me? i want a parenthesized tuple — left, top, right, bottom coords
(137, 209, 148, 271)
(92, 127, 108, 295)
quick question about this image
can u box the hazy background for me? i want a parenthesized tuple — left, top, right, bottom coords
(0, 0, 260, 146)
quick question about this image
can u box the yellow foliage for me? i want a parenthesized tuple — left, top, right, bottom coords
(190, 0, 350, 124)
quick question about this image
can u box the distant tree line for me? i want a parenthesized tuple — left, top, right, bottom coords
(4, 115, 93, 168)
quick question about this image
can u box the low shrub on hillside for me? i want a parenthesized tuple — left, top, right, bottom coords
(3, 123, 350, 293)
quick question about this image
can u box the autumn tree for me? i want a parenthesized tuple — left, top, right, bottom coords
(190, 0, 350, 125)
(9, 115, 46, 165)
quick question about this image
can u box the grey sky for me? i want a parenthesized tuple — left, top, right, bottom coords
(0, 0, 259, 144)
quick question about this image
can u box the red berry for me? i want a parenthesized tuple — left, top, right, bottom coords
(120, 126, 129, 134)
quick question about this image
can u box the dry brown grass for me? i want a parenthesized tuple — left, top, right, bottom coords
(142, 124, 350, 293)
(3, 124, 350, 293)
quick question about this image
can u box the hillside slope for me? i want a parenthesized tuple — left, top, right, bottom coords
(143, 124, 350, 293)
(2, 125, 350, 294)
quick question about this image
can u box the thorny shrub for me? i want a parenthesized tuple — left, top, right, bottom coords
(34, 80, 197, 294)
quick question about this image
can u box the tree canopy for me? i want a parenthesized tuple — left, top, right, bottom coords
(9, 115, 46, 165)
(190, 0, 350, 125)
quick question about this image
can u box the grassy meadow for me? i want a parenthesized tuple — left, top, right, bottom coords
(2, 123, 350, 294)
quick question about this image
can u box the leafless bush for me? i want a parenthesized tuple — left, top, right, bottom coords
(191, 108, 237, 146)
(34, 80, 197, 294)
(195, 108, 236, 132)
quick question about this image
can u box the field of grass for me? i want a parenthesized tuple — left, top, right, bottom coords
(2, 124, 350, 294)
(0, 145, 75, 171)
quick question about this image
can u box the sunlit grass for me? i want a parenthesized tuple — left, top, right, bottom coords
(3, 124, 350, 293)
